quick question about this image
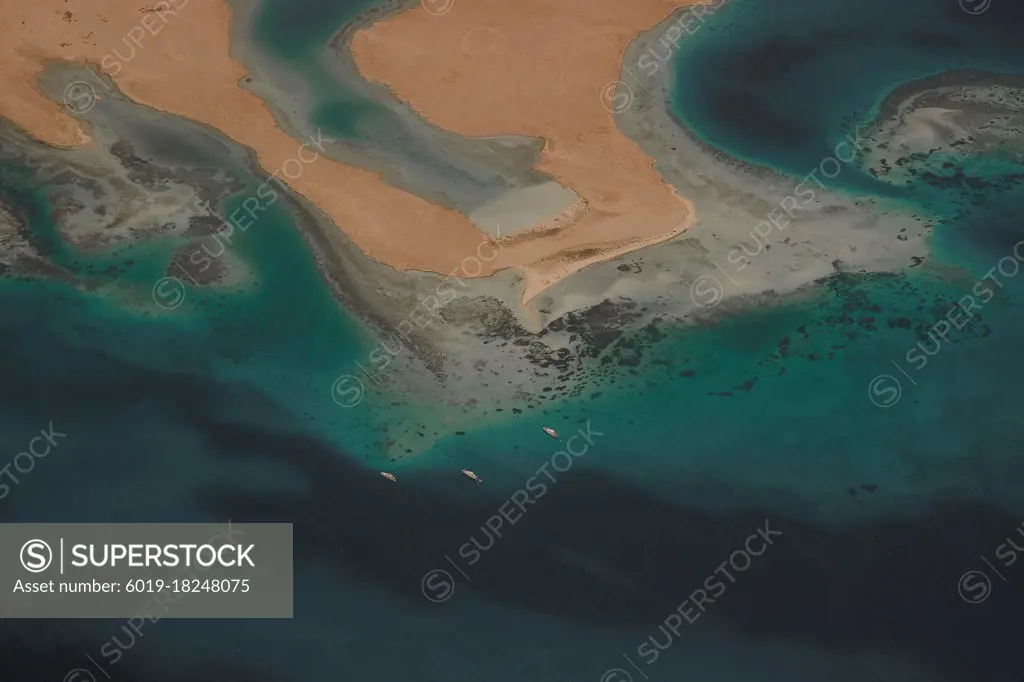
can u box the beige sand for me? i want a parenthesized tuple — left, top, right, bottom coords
(0, 0, 695, 304)
(350, 0, 703, 300)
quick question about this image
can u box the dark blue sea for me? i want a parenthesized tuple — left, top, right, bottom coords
(2, 0, 1024, 680)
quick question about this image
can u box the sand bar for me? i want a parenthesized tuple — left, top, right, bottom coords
(0, 0, 695, 303)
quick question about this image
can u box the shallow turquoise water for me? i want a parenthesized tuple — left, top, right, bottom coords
(250, 0, 419, 145)
(251, 0, 378, 62)
(3, 0, 1024, 680)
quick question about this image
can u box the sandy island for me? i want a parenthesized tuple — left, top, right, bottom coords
(0, 0, 696, 304)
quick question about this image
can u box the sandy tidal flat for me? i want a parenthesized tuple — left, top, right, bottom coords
(0, 0, 698, 306)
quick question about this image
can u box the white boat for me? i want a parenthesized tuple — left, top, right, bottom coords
(461, 469, 482, 484)
(543, 426, 559, 439)
(380, 472, 397, 482)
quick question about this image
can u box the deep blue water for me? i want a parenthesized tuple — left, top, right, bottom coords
(668, 0, 1024, 185)
(2, 0, 1024, 681)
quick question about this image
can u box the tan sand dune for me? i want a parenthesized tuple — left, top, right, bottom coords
(0, 0, 697, 305)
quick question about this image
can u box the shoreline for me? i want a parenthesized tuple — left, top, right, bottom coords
(3, 0, 1013, 459)
(522, 1, 935, 328)
(1, 0, 699, 308)
(232, 0, 578, 238)
(347, 0, 702, 304)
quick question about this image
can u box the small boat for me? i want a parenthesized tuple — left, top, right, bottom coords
(461, 469, 482, 484)
(380, 472, 397, 482)
(542, 426, 559, 439)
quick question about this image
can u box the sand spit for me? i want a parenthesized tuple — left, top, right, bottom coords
(0, 0, 696, 306)
(350, 0, 704, 301)
(516, 3, 938, 329)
